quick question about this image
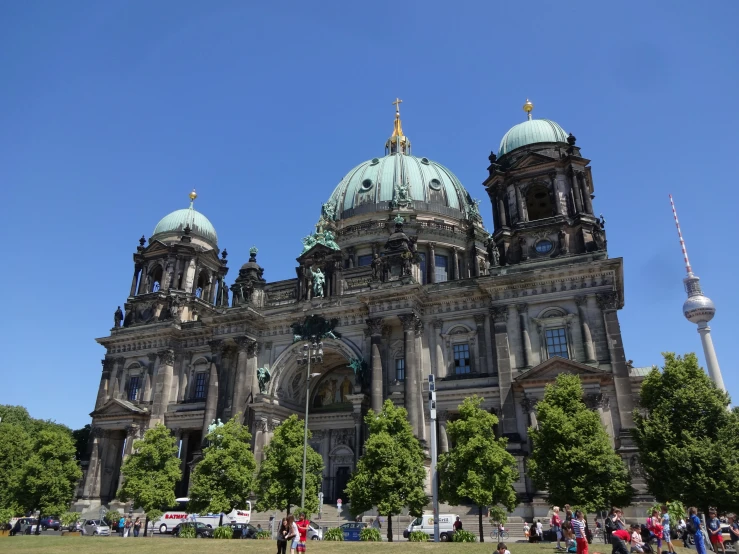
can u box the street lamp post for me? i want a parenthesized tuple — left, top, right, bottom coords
(297, 337, 323, 509)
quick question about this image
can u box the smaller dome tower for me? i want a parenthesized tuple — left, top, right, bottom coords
(152, 189, 219, 250)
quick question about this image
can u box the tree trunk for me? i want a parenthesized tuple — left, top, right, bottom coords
(287, 504, 291, 516)
(479, 505, 484, 543)
(219, 513, 223, 527)
(387, 514, 393, 542)
(143, 517, 149, 537)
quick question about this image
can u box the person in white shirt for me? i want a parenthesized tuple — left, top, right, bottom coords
(537, 520, 544, 539)
(631, 524, 646, 553)
(497, 542, 512, 554)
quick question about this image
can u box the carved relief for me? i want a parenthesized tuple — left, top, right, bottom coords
(366, 318, 384, 336)
(208, 339, 223, 355)
(330, 428, 354, 450)
(596, 292, 618, 311)
(490, 306, 508, 323)
(159, 349, 175, 366)
(246, 340, 259, 357)
(399, 313, 419, 331)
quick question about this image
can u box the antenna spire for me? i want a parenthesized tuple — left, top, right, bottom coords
(669, 194, 692, 275)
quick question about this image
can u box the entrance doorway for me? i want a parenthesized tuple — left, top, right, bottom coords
(334, 467, 350, 503)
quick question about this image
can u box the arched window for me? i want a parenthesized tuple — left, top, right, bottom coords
(526, 183, 554, 221)
(150, 265, 163, 292)
(196, 270, 209, 298)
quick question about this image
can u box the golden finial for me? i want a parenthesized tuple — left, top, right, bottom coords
(392, 97, 403, 116)
(523, 98, 534, 121)
(391, 98, 405, 138)
(189, 189, 198, 201)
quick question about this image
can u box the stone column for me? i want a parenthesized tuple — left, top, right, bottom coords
(498, 192, 508, 227)
(491, 306, 517, 435)
(367, 318, 385, 413)
(400, 313, 420, 438)
(178, 430, 190, 480)
(515, 184, 527, 223)
(137, 265, 147, 295)
(129, 267, 140, 297)
(578, 172, 593, 214)
(575, 296, 597, 363)
(202, 340, 222, 440)
(245, 340, 260, 400)
(517, 304, 533, 369)
(549, 172, 561, 215)
(428, 243, 436, 284)
(178, 357, 191, 402)
(432, 319, 445, 378)
(596, 292, 635, 435)
(437, 410, 449, 453)
(474, 314, 487, 374)
(522, 397, 539, 430)
(414, 319, 426, 442)
(570, 169, 583, 213)
(585, 394, 613, 446)
(82, 427, 103, 499)
(232, 337, 251, 421)
(352, 412, 363, 465)
(452, 248, 459, 280)
(96, 359, 114, 409)
(142, 354, 157, 402)
(152, 349, 175, 417)
(117, 425, 139, 491)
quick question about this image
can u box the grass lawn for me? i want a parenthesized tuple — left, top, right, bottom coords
(0, 536, 700, 554)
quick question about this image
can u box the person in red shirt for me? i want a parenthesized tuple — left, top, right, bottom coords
(295, 513, 309, 554)
(612, 528, 632, 554)
(453, 517, 463, 531)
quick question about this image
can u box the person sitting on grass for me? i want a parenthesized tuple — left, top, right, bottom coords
(630, 524, 645, 553)
(497, 542, 511, 554)
(611, 527, 632, 554)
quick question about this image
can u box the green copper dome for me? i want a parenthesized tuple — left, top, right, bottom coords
(324, 153, 479, 221)
(152, 205, 218, 247)
(498, 119, 568, 157)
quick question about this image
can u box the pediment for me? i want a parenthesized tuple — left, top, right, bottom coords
(297, 243, 341, 263)
(514, 356, 607, 385)
(143, 240, 171, 256)
(508, 151, 557, 170)
(90, 398, 149, 418)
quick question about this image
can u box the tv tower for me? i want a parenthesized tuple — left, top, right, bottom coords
(669, 195, 726, 392)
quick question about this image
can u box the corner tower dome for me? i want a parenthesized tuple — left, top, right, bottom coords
(151, 190, 218, 248)
(498, 99, 569, 157)
(324, 101, 480, 222)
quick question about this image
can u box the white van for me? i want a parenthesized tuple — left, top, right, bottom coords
(403, 513, 459, 542)
(153, 497, 252, 534)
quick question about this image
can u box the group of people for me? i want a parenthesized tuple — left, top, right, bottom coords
(116, 515, 142, 537)
(276, 512, 310, 554)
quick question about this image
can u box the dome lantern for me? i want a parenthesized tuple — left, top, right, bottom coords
(151, 190, 218, 248)
(385, 98, 411, 155)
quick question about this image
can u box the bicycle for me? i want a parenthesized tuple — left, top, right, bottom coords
(490, 528, 510, 540)
(592, 528, 608, 544)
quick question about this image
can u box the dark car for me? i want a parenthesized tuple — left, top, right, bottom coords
(339, 522, 367, 541)
(172, 521, 213, 538)
(227, 522, 258, 539)
(40, 516, 61, 531)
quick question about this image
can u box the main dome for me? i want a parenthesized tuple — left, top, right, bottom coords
(152, 201, 218, 247)
(325, 153, 477, 221)
(498, 118, 569, 157)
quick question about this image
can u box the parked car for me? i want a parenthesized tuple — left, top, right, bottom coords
(40, 516, 60, 531)
(403, 513, 458, 542)
(339, 522, 367, 541)
(172, 521, 213, 538)
(83, 520, 111, 536)
(226, 522, 258, 539)
(67, 519, 84, 532)
(18, 518, 39, 535)
(307, 520, 323, 540)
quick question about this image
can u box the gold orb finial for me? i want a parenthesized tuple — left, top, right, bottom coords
(523, 99, 534, 120)
(189, 189, 198, 201)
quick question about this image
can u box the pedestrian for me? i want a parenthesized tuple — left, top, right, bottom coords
(276, 518, 288, 554)
(678, 518, 688, 548)
(727, 514, 739, 550)
(630, 524, 646, 553)
(524, 521, 530, 541)
(123, 517, 132, 538)
(258, 523, 263, 532)
(707, 508, 725, 554)
(572, 510, 588, 554)
(647, 509, 663, 554)
(118, 516, 125, 537)
(497, 542, 512, 554)
(611, 527, 631, 554)
(296, 512, 309, 554)
(537, 519, 543, 541)
(552, 506, 564, 550)
(660, 505, 675, 554)
(565, 505, 573, 523)
(454, 516, 463, 532)
(133, 517, 141, 537)
(286, 515, 298, 554)
(688, 507, 707, 554)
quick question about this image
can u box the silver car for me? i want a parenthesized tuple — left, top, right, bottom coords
(307, 520, 323, 540)
(83, 519, 111, 536)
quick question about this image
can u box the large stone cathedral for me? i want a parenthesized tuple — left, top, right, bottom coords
(77, 100, 648, 515)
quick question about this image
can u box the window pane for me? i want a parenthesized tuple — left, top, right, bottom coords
(435, 255, 448, 283)
(395, 359, 405, 381)
(453, 344, 471, 374)
(128, 376, 140, 401)
(194, 373, 207, 399)
(357, 255, 373, 267)
(545, 328, 569, 359)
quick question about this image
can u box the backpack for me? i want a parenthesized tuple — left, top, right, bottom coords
(686, 519, 697, 535)
(605, 517, 615, 533)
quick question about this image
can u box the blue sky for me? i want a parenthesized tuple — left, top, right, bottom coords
(2, 1, 737, 429)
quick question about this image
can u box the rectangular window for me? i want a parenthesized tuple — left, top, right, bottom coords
(194, 373, 207, 400)
(357, 254, 373, 267)
(395, 359, 405, 382)
(545, 328, 569, 359)
(418, 252, 427, 284)
(435, 254, 448, 283)
(128, 376, 140, 401)
(453, 344, 471, 374)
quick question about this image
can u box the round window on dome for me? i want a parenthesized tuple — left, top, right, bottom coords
(361, 178, 374, 191)
(421, 157, 430, 165)
(429, 178, 442, 191)
(535, 239, 553, 254)
(370, 158, 380, 165)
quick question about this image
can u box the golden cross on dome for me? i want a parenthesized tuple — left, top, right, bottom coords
(392, 97, 403, 114)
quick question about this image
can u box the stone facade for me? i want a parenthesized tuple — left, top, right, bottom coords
(76, 109, 648, 515)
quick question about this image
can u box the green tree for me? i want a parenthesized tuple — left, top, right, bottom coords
(16, 426, 82, 534)
(528, 374, 633, 512)
(254, 415, 323, 515)
(632, 352, 739, 513)
(117, 423, 181, 536)
(438, 396, 519, 542)
(0, 421, 32, 512)
(346, 400, 427, 542)
(72, 425, 91, 462)
(189, 415, 257, 525)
